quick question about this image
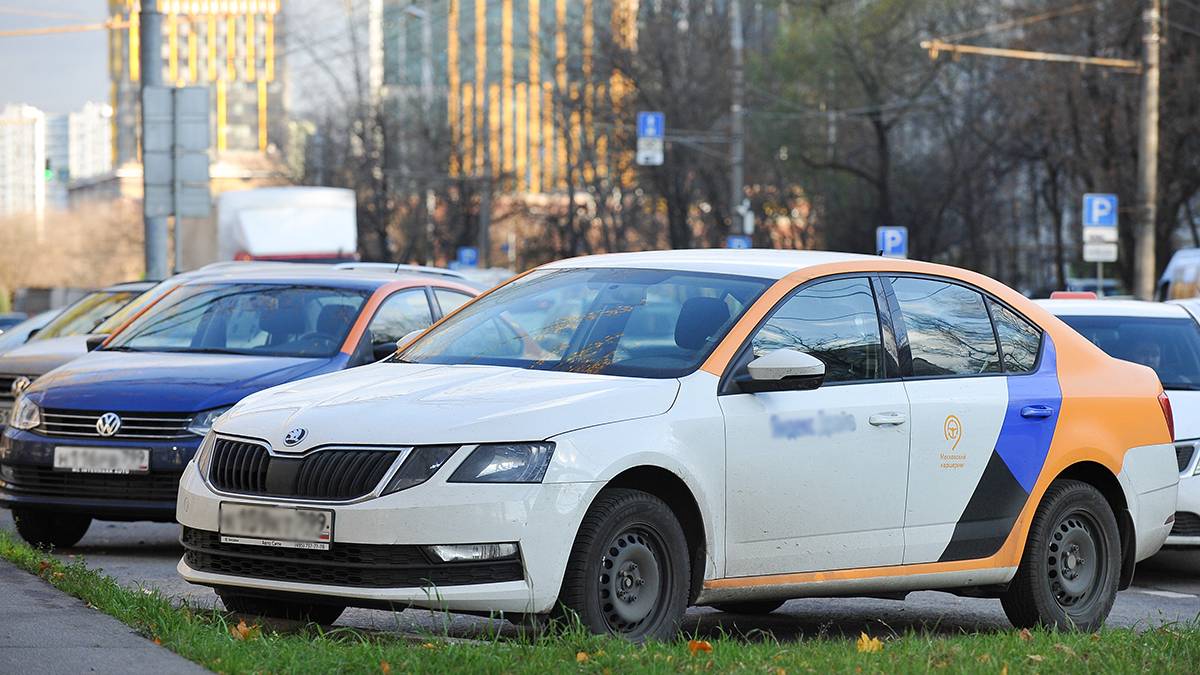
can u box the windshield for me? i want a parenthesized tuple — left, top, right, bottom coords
(31, 290, 140, 341)
(94, 283, 175, 335)
(399, 268, 769, 378)
(1058, 315, 1200, 390)
(105, 283, 369, 358)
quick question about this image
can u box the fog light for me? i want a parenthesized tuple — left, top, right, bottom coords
(426, 543, 518, 563)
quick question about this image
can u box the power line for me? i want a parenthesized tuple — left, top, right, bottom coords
(0, 19, 127, 38)
(936, 2, 1097, 43)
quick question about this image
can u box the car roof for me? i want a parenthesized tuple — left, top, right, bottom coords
(1036, 298, 1191, 318)
(102, 280, 159, 293)
(170, 266, 464, 291)
(542, 249, 879, 280)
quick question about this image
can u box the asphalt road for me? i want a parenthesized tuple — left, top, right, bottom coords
(3, 510, 1198, 640)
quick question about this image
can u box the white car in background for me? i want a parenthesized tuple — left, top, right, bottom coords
(1040, 296, 1200, 547)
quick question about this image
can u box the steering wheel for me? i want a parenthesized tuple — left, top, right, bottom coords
(296, 331, 339, 351)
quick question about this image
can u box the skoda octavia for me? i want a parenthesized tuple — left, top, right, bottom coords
(176, 250, 1178, 639)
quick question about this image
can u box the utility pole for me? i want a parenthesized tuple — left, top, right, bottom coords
(729, 0, 747, 234)
(139, 2, 168, 280)
(1134, 0, 1161, 300)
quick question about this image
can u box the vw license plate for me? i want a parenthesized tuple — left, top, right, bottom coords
(219, 502, 333, 550)
(53, 446, 149, 474)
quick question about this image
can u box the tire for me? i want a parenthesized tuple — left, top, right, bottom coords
(1001, 480, 1121, 632)
(218, 591, 345, 625)
(556, 488, 690, 642)
(710, 599, 786, 615)
(12, 508, 91, 549)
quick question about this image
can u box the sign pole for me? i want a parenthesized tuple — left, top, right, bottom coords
(140, 2, 168, 280)
(1097, 261, 1103, 298)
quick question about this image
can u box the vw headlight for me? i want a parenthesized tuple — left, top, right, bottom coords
(187, 406, 232, 436)
(382, 445, 458, 495)
(9, 396, 41, 431)
(448, 442, 555, 483)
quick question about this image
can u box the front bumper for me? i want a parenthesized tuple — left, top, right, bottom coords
(0, 428, 200, 521)
(175, 461, 595, 614)
(1166, 473, 1200, 547)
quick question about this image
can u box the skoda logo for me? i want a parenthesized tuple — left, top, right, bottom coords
(95, 412, 122, 438)
(283, 428, 307, 447)
(9, 376, 31, 398)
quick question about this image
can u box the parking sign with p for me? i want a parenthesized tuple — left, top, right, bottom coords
(876, 226, 908, 259)
(1083, 194, 1118, 228)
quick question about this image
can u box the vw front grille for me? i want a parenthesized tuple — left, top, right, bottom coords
(40, 409, 193, 441)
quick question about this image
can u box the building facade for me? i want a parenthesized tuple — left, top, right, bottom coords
(108, 0, 286, 164)
(0, 105, 46, 222)
(46, 102, 115, 210)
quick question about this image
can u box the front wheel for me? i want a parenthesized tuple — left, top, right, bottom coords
(556, 488, 690, 641)
(1001, 480, 1121, 632)
(219, 591, 345, 625)
(12, 508, 91, 549)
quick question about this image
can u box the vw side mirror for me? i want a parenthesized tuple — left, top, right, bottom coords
(736, 349, 826, 393)
(85, 334, 110, 352)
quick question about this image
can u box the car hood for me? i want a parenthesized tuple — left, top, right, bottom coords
(27, 351, 345, 413)
(0, 334, 91, 378)
(218, 363, 682, 448)
(1167, 389, 1200, 442)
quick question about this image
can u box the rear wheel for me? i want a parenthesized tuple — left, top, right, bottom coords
(12, 509, 91, 549)
(218, 591, 345, 625)
(556, 488, 690, 642)
(710, 599, 786, 615)
(1001, 480, 1120, 632)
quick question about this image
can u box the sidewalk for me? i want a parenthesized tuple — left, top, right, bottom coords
(0, 560, 210, 675)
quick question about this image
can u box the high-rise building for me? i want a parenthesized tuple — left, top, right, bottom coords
(0, 105, 46, 221)
(46, 102, 114, 210)
(107, 0, 286, 164)
(370, 0, 639, 194)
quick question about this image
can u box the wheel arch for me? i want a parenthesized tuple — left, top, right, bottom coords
(601, 465, 708, 604)
(1051, 460, 1136, 589)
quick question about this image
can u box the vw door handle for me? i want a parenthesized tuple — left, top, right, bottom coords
(868, 412, 907, 426)
(1021, 405, 1055, 419)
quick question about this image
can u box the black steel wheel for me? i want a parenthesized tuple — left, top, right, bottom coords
(557, 488, 690, 641)
(12, 508, 91, 549)
(1002, 479, 1120, 632)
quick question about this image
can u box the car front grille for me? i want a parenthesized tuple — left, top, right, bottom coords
(1171, 512, 1200, 538)
(39, 409, 194, 441)
(0, 375, 18, 405)
(0, 463, 182, 501)
(1176, 442, 1197, 474)
(208, 438, 401, 501)
(181, 527, 524, 588)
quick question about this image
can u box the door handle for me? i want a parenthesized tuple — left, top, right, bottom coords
(869, 412, 907, 426)
(1021, 405, 1055, 419)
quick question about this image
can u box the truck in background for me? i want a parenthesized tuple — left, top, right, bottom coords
(214, 187, 358, 264)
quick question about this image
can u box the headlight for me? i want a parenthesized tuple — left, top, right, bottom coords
(186, 406, 232, 436)
(194, 432, 217, 478)
(9, 396, 41, 431)
(381, 445, 458, 495)
(448, 442, 555, 483)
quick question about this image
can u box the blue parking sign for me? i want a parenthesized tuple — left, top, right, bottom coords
(456, 246, 479, 268)
(1083, 194, 1118, 228)
(637, 111, 665, 139)
(876, 226, 908, 259)
(726, 235, 752, 250)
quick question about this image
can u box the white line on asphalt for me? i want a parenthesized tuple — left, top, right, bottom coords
(1130, 587, 1198, 599)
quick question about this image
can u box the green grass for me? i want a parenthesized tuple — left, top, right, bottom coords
(2, 529, 1199, 674)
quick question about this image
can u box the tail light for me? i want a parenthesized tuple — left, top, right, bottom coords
(1159, 391, 1175, 440)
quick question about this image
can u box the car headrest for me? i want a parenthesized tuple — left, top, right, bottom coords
(259, 306, 306, 339)
(675, 297, 731, 351)
(317, 304, 356, 336)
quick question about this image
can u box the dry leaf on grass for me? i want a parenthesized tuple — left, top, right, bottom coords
(1018, 628, 1033, 642)
(688, 640, 714, 655)
(576, 651, 589, 663)
(380, 661, 391, 674)
(856, 633, 883, 653)
(229, 619, 261, 641)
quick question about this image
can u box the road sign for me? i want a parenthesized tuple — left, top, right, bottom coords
(1084, 243, 1118, 263)
(726, 234, 752, 249)
(636, 111, 665, 166)
(1082, 194, 1118, 265)
(143, 86, 211, 219)
(1083, 193, 1118, 228)
(876, 226, 908, 259)
(456, 246, 479, 268)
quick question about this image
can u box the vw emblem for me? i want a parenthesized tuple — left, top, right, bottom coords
(9, 376, 31, 398)
(95, 412, 122, 438)
(283, 428, 307, 447)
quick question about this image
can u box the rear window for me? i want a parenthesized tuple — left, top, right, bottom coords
(1058, 315, 1200, 390)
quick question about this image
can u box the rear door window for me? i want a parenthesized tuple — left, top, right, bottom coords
(890, 277, 1000, 376)
(989, 300, 1041, 373)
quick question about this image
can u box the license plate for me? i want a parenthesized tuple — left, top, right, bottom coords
(219, 502, 333, 550)
(53, 446, 150, 474)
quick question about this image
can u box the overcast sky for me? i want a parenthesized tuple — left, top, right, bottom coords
(0, 2, 109, 114)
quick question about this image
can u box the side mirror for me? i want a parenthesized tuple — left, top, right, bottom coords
(373, 341, 400, 361)
(85, 334, 109, 352)
(735, 349, 826, 393)
(25, 328, 39, 341)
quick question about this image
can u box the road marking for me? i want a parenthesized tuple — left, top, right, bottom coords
(1130, 587, 1197, 599)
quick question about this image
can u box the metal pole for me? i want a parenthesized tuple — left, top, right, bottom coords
(478, 177, 491, 269)
(729, 0, 747, 234)
(1097, 261, 1104, 298)
(140, 3, 169, 280)
(1134, 0, 1161, 299)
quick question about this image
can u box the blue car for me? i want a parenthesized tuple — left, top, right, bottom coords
(0, 267, 477, 547)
